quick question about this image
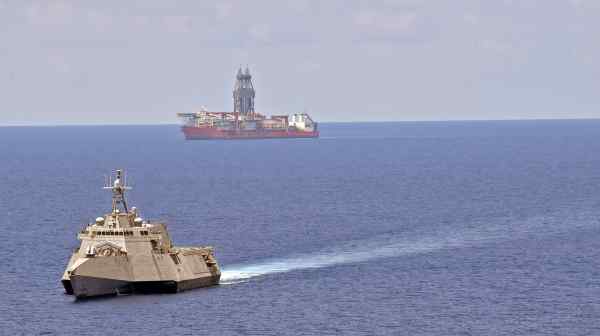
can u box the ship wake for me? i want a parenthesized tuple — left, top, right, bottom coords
(220, 211, 591, 283)
(220, 229, 489, 283)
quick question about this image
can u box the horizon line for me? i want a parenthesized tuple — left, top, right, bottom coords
(0, 117, 599, 127)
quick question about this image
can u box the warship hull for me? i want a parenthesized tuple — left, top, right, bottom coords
(182, 126, 319, 140)
(62, 246, 221, 299)
(66, 274, 220, 298)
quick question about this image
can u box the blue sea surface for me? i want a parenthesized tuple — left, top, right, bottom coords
(1, 120, 600, 335)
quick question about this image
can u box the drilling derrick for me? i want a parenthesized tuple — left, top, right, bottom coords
(233, 67, 255, 118)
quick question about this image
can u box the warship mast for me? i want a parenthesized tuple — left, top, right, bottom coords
(104, 169, 131, 214)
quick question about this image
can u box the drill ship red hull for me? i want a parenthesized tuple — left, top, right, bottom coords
(182, 126, 319, 140)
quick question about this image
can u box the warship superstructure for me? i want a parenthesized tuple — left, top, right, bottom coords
(61, 170, 220, 299)
(177, 67, 319, 140)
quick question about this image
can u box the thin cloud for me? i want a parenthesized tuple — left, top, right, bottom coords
(354, 9, 418, 37)
(1, 0, 599, 123)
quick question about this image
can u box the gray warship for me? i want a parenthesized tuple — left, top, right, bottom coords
(61, 170, 220, 299)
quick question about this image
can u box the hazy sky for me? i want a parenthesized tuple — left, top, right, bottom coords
(1, 0, 599, 124)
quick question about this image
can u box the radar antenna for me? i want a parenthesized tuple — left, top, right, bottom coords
(104, 169, 132, 214)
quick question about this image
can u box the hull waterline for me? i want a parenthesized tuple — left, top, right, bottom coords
(182, 126, 319, 140)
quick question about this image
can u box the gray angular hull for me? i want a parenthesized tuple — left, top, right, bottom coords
(68, 274, 220, 299)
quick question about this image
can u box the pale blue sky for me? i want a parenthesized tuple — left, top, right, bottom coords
(1, 0, 599, 125)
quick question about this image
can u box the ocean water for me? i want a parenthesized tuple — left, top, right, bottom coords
(1, 120, 600, 335)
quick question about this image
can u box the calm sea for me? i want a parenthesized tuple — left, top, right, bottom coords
(1, 120, 600, 335)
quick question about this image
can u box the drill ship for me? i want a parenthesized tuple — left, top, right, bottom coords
(61, 170, 220, 299)
(177, 68, 319, 140)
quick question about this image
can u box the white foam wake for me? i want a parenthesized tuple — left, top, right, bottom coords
(220, 233, 469, 283)
(220, 204, 598, 283)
